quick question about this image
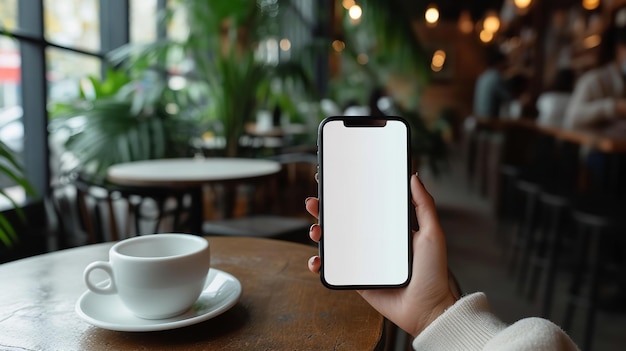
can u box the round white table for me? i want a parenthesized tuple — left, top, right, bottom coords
(107, 158, 282, 232)
(108, 158, 281, 188)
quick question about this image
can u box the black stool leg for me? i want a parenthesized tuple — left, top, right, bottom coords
(538, 203, 565, 318)
(563, 221, 588, 332)
(582, 227, 602, 351)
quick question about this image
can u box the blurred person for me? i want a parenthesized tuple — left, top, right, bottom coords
(564, 5, 626, 129)
(536, 68, 576, 127)
(304, 174, 580, 350)
(473, 45, 511, 119)
(501, 72, 531, 119)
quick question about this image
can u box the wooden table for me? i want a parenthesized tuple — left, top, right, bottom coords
(0, 236, 384, 351)
(469, 116, 626, 200)
(107, 158, 282, 231)
(472, 116, 626, 153)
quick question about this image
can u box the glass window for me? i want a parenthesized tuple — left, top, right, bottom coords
(0, 0, 18, 31)
(46, 48, 101, 103)
(0, 35, 23, 207)
(130, 0, 158, 43)
(44, 0, 100, 52)
(46, 48, 100, 178)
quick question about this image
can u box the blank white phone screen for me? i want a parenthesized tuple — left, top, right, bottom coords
(321, 119, 410, 287)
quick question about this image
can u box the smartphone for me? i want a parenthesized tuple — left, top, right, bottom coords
(317, 116, 412, 289)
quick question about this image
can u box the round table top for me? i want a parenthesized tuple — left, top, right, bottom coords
(0, 236, 384, 351)
(107, 158, 281, 187)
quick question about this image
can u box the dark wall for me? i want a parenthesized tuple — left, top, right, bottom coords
(0, 201, 50, 264)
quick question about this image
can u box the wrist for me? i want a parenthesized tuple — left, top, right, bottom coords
(412, 292, 458, 338)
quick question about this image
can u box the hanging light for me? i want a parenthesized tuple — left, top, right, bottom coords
(425, 5, 439, 26)
(483, 11, 500, 33)
(342, 0, 355, 10)
(279, 38, 291, 51)
(582, 0, 600, 11)
(431, 49, 446, 72)
(514, 0, 532, 10)
(479, 29, 494, 43)
(458, 10, 474, 34)
(332, 40, 346, 52)
(348, 4, 362, 20)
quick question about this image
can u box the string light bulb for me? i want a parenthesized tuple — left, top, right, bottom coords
(483, 11, 500, 33)
(582, 0, 600, 10)
(431, 49, 446, 72)
(479, 29, 494, 43)
(425, 5, 439, 26)
(348, 4, 362, 20)
(514, 0, 532, 9)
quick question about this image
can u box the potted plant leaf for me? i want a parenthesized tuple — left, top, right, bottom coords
(0, 139, 36, 247)
(49, 67, 196, 176)
(106, 0, 318, 158)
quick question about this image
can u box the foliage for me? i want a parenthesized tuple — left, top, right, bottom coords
(50, 67, 195, 176)
(329, 0, 449, 174)
(0, 141, 35, 247)
(109, 0, 318, 157)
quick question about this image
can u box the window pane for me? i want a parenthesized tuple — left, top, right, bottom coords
(130, 0, 158, 43)
(44, 0, 100, 52)
(0, 35, 24, 207)
(0, 0, 18, 31)
(46, 48, 100, 178)
(47, 48, 101, 103)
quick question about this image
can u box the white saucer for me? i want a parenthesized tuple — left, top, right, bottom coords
(75, 268, 242, 332)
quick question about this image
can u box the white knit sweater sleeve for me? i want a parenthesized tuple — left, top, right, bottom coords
(412, 293, 580, 351)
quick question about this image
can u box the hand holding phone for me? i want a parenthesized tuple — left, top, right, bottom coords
(318, 116, 412, 289)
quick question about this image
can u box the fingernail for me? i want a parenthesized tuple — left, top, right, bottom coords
(305, 197, 313, 205)
(414, 171, 424, 184)
(309, 223, 318, 232)
(309, 256, 320, 266)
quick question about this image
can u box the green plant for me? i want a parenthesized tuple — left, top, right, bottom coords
(328, 0, 450, 174)
(50, 67, 196, 175)
(109, 0, 318, 157)
(0, 140, 35, 247)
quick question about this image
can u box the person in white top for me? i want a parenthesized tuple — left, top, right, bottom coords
(564, 5, 626, 129)
(537, 68, 575, 127)
(304, 174, 579, 351)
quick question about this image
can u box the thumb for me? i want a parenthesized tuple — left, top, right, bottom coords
(410, 174, 441, 233)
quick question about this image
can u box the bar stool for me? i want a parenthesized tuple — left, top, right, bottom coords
(524, 190, 572, 318)
(506, 178, 541, 287)
(562, 206, 625, 351)
(495, 163, 521, 246)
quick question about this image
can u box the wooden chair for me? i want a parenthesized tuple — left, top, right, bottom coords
(47, 172, 196, 247)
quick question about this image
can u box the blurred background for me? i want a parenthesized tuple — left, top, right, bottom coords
(1, 0, 626, 350)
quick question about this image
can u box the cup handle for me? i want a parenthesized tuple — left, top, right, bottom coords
(84, 261, 117, 295)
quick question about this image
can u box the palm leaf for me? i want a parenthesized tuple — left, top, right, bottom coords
(0, 139, 35, 247)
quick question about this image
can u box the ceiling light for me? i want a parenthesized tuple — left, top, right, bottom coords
(514, 0, 532, 9)
(483, 11, 500, 33)
(582, 0, 600, 11)
(332, 40, 346, 52)
(279, 38, 291, 51)
(479, 29, 494, 43)
(348, 5, 362, 20)
(425, 5, 439, 25)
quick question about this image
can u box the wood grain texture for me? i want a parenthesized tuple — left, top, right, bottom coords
(0, 236, 383, 351)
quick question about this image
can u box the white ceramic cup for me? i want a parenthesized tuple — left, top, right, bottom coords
(83, 233, 211, 319)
